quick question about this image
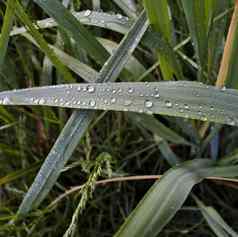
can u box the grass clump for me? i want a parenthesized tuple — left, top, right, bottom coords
(1, 0, 238, 236)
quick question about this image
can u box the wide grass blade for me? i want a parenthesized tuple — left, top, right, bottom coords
(10, 10, 133, 36)
(16, 10, 148, 215)
(0, 0, 15, 68)
(114, 159, 238, 237)
(2, 81, 238, 126)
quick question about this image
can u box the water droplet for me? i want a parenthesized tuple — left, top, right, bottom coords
(128, 88, 134, 94)
(154, 92, 160, 98)
(145, 100, 153, 108)
(111, 98, 116, 104)
(84, 10, 92, 17)
(89, 100, 96, 107)
(184, 104, 189, 110)
(116, 13, 123, 19)
(165, 100, 172, 108)
(87, 85, 95, 93)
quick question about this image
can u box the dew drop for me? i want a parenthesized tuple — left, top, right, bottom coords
(154, 92, 160, 98)
(145, 100, 153, 108)
(84, 10, 92, 17)
(87, 85, 95, 93)
(89, 100, 96, 107)
(165, 100, 172, 108)
(116, 13, 123, 19)
(184, 104, 189, 110)
(128, 88, 134, 94)
(111, 98, 116, 104)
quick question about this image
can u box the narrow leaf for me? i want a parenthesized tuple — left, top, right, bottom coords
(15, 0, 73, 82)
(216, 1, 238, 89)
(34, 0, 109, 64)
(1, 81, 238, 127)
(0, 0, 15, 68)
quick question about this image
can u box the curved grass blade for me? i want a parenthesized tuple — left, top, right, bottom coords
(16, 10, 148, 215)
(10, 10, 133, 36)
(1, 81, 238, 127)
(34, 0, 109, 64)
(114, 159, 238, 237)
(0, 0, 15, 68)
(194, 197, 238, 237)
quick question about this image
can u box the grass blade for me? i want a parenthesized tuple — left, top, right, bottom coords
(195, 197, 238, 237)
(2, 81, 238, 127)
(0, 0, 15, 68)
(216, 1, 238, 89)
(16, 10, 148, 215)
(34, 0, 109, 64)
(10, 10, 133, 36)
(144, 0, 182, 80)
(14, 0, 73, 82)
(114, 159, 238, 237)
(181, 0, 211, 80)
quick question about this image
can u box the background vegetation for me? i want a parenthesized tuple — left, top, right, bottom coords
(1, 0, 238, 236)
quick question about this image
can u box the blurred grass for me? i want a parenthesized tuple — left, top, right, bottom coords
(1, 1, 238, 236)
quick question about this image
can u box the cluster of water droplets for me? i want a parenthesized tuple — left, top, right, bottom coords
(80, 9, 130, 29)
(1, 81, 238, 126)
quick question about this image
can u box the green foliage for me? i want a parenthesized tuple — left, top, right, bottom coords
(1, 1, 238, 237)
